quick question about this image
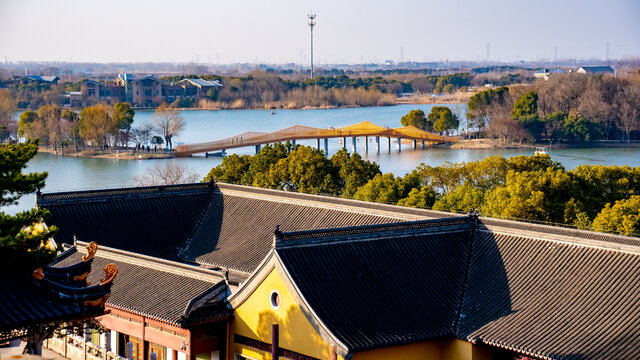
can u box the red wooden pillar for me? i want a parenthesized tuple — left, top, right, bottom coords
(172, 349, 178, 360)
(330, 345, 337, 360)
(271, 324, 279, 360)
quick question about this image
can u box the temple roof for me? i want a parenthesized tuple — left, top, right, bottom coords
(38, 184, 216, 261)
(53, 242, 239, 327)
(264, 216, 640, 359)
(39, 183, 454, 273)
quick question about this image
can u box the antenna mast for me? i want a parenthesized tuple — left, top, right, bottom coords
(308, 13, 316, 79)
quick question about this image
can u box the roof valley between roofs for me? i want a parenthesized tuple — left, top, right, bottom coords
(72, 240, 246, 285)
(178, 188, 221, 264)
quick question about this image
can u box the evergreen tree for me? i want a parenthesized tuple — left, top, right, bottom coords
(0, 140, 59, 273)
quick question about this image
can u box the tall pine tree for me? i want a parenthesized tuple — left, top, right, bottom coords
(0, 139, 59, 273)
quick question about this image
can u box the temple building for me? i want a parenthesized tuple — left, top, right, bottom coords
(35, 182, 640, 360)
(0, 242, 117, 354)
(51, 241, 242, 360)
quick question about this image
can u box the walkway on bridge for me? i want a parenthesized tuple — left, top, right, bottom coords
(174, 121, 459, 156)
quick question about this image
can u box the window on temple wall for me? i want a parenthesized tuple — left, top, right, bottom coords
(270, 290, 281, 309)
(122, 335, 144, 360)
(149, 342, 166, 360)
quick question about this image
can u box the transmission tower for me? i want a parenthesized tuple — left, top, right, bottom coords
(308, 13, 316, 79)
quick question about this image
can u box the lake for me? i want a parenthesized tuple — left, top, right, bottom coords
(5, 104, 640, 214)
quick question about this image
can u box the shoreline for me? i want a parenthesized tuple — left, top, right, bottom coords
(37, 147, 175, 160)
(450, 139, 640, 150)
(28, 97, 470, 113)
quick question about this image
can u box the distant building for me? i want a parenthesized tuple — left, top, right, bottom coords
(533, 68, 566, 80)
(577, 65, 614, 74)
(63, 91, 82, 107)
(80, 80, 125, 103)
(18, 75, 59, 85)
(178, 78, 223, 99)
(116, 74, 162, 107)
(116, 74, 222, 107)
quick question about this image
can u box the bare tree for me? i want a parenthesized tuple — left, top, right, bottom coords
(536, 73, 587, 115)
(0, 89, 17, 142)
(411, 78, 434, 94)
(577, 88, 613, 140)
(152, 103, 185, 150)
(450, 103, 467, 137)
(616, 83, 640, 142)
(130, 122, 153, 149)
(132, 164, 200, 186)
(485, 103, 531, 144)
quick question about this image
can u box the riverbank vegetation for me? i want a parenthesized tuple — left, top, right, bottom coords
(467, 73, 640, 143)
(165, 71, 473, 109)
(16, 101, 184, 154)
(205, 144, 640, 236)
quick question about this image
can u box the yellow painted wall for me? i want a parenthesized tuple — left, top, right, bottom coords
(229, 267, 493, 360)
(351, 341, 442, 360)
(441, 339, 493, 360)
(230, 268, 337, 360)
(353, 339, 493, 360)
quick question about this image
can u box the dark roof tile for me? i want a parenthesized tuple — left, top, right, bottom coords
(39, 184, 215, 260)
(273, 217, 640, 359)
(182, 191, 406, 272)
(54, 247, 229, 326)
(276, 221, 473, 353)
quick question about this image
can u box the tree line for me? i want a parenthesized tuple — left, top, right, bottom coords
(467, 73, 640, 143)
(4, 69, 519, 110)
(205, 144, 640, 236)
(158, 72, 473, 109)
(16, 101, 185, 153)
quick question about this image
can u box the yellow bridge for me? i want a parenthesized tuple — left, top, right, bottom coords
(174, 121, 459, 156)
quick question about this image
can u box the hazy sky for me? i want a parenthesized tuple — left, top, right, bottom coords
(1, 0, 639, 64)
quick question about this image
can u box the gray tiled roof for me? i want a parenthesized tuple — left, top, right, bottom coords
(40, 183, 453, 273)
(38, 184, 215, 261)
(273, 217, 640, 359)
(54, 245, 234, 326)
(181, 190, 407, 272)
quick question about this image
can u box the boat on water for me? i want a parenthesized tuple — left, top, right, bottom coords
(535, 147, 547, 155)
(205, 150, 227, 157)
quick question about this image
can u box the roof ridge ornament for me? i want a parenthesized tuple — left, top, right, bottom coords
(100, 264, 118, 286)
(83, 242, 98, 262)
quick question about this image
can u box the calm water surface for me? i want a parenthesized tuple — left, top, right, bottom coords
(6, 104, 640, 213)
